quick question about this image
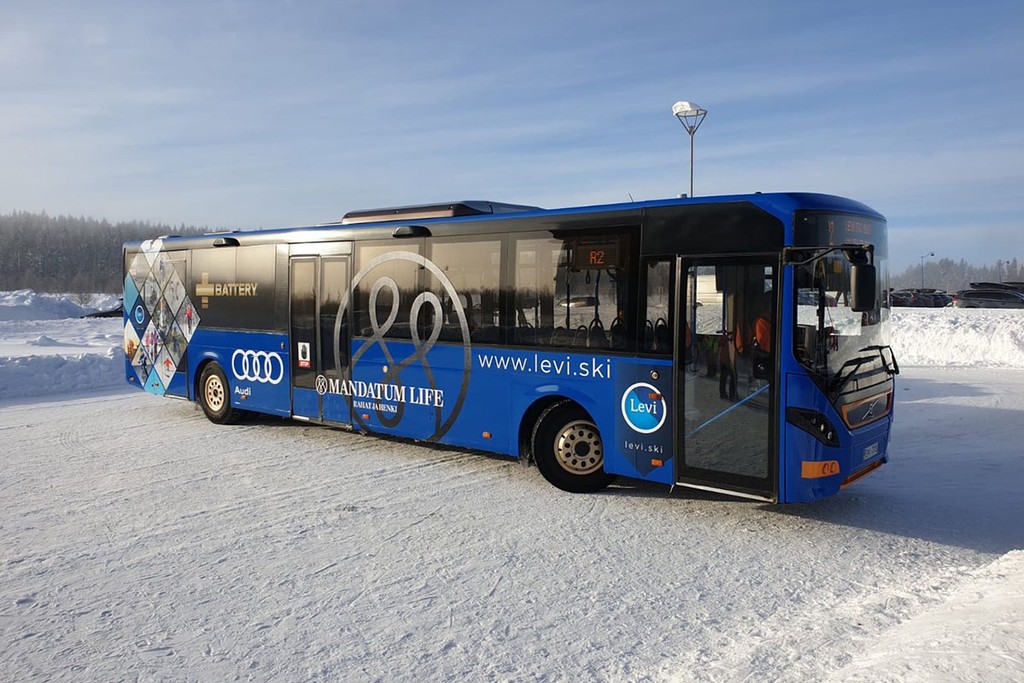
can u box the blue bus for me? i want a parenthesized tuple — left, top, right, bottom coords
(122, 193, 897, 503)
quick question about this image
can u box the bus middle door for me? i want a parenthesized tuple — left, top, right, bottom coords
(289, 252, 352, 425)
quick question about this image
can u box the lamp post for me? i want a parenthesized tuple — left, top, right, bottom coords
(672, 101, 707, 198)
(919, 251, 934, 289)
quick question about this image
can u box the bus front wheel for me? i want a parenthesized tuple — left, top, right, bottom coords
(198, 362, 244, 425)
(532, 401, 615, 493)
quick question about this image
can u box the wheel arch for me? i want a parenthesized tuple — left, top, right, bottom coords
(191, 351, 229, 402)
(518, 394, 595, 462)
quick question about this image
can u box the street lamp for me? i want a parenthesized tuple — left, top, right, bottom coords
(672, 101, 707, 198)
(920, 251, 934, 289)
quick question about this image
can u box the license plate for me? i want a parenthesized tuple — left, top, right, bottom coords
(862, 442, 879, 461)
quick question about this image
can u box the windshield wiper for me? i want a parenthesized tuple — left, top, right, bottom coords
(860, 344, 900, 377)
(830, 355, 876, 395)
(830, 345, 899, 395)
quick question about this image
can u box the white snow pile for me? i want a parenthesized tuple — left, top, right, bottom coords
(891, 308, 1024, 368)
(0, 291, 123, 401)
(0, 289, 119, 321)
(26, 334, 61, 346)
(0, 345, 122, 401)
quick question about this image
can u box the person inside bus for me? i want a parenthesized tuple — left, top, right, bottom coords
(718, 329, 738, 401)
(748, 293, 773, 380)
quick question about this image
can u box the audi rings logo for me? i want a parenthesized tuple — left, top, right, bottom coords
(231, 349, 285, 385)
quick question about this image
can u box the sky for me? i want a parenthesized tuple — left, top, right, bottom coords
(2, 0, 1022, 271)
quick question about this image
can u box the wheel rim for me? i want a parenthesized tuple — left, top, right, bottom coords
(205, 374, 226, 412)
(553, 419, 603, 475)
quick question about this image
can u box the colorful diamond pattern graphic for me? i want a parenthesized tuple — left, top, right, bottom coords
(123, 244, 200, 396)
(175, 300, 200, 341)
(128, 253, 150, 291)
(163, 268, 186, 315)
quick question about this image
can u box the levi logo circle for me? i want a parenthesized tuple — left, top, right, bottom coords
(621, 382, 667, 434)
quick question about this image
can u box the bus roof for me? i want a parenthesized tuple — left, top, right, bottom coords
(126, 192, 884, 250)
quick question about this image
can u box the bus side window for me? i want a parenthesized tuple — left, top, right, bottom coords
(643, 259, 673, 355)
(513, 237, 559, 346)
(428, 239, 502, 344)
(353, 242, 420, 339)
(513, 234, 632, 351)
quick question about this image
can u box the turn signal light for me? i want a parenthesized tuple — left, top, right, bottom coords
(801, 460, 840, 479)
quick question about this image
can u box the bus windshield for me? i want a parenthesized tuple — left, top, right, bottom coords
(793, 212, 893, 391)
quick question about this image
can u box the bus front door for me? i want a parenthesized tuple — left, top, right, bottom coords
(289, 254, 352, 425)
(675, 258, 777, 502)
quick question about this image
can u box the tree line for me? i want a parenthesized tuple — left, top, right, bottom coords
(0, 210, 208, 294)
(891, 257, 1023, 293)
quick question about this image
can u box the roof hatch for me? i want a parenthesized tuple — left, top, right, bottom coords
(338, 200, 541, 225)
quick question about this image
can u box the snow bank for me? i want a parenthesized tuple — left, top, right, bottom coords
(0, 289, 90, 320)
(0, 289, 120, 321)
(0, 346, 123, 400)
(0, 291, 125, 400)
(891, 308, 1024, 368)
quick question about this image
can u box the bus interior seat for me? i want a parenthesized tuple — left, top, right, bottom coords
(644, 319, 655, 352)
(551, 327, 574, 347)
(654, 318, 670, 353)
(588, 319, 608, 349)
(573, 326, 589, 347)
(610, 318, 627, 350)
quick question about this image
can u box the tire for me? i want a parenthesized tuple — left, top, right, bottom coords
(198, 362, 244, 424)
(531, 401, 616, 493)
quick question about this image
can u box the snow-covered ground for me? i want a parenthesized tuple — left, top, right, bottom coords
(1, 292, 1023, 681)
(0, 291, 123, 401)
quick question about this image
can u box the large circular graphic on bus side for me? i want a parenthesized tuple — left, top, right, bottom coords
(620, 382, 667, 434)
(332, 251, 471, 441)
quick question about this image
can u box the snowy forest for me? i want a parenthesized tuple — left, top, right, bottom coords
(1, 210, 1020, 295)
(0, 211, 206, 293)
(890, 258, 1024, 292)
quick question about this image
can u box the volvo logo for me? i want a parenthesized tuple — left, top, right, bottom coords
(863, 398, 880, 419)
(231, 349, 285, 385)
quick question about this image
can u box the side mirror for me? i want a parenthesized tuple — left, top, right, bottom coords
(850, 264, 876, 312)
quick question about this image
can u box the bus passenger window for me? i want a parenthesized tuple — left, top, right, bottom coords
(513, 234, 632, 350)
(353, 242, 420, 339)
(428, 239, 502, 344)
(643, 259, 673, 355)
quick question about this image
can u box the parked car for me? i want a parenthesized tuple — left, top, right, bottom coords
(81, 301, 124, 318)
(896, 288, 953, 307)
(969, 282, 1024, 293)
(952, 289, 1024, 309)
(890, 290, 913, 307)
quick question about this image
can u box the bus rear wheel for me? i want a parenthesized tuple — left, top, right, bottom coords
(532, 401, 615, 493)
(198, 362, 244, 425)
